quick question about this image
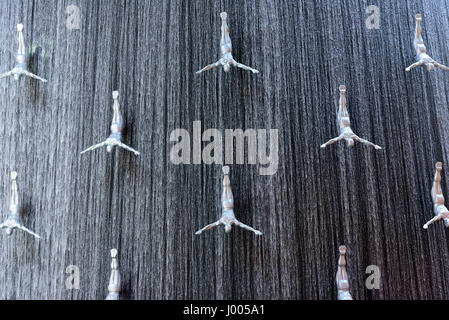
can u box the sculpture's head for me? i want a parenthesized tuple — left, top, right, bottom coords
(223, 63, 231, 72)
(426, 62, 434, 72)
(106, 145, 113, 153)
(5, 227, 13, 236)
(14, 74, 20, 81)
(346, 138, 355, 147)
(224, 223, 232, 233)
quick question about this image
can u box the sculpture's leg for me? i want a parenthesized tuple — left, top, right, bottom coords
(111, 91, 122, 125)
(80, 141, 107, 154)
(17, 24, 26, 56)
(105, 248, 120, 300)
(352, 135, 382, 149)
(232, 61, 259, 74)
(415, 14, 422, 42)
(336, 245, 353, 300)
(234, 220, 262, 235)
(337, 85, 348, 116)
(22, 70, 48, 82)
(220, 12, 231, 45)
(196, 61, 222, 74)
(195, 220, 221, 235)
(320, 136, 342, 148)
(117, 141, 140, 155)
(431, 162, 443, 204)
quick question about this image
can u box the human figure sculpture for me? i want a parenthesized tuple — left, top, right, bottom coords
(320, 85, 382, 150)
(0, 24, 47, 82)
(196, 12, 259, 74)
(0, 171, 40, 238)
(423, 162, 449, 229)
(80, 91, 140, 155)
(105, 249, 121, 300)
(336, 245, 353, 300)
(405, 14, 449, 72)
(195, 166, 262, 235)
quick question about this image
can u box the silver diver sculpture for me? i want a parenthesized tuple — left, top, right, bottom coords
(405, 14, 449, 72)
(0, 171, 40, 239)
(105, 249, 121, 300)
(196, 12, 259, 74)
(80, 91, 140, 156)
(320, 85, 382, 150)
(423, 162, 449, 229)
(0, 24, 47, 82)
(195, 166, 262, 235)
(336, 245, 353, 300)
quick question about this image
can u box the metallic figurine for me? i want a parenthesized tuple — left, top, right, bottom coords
(80, 91, 140, 156)
(105, 249, 121, 300)
(423, 162, 449, 229)
(195, 166, 262, 235)
(336, 245, 353, 300)
(196, 12, 259, 74)
(0, 171, 40, 238)
(0, 24, 47, 82)
(405, 14, 449, 72)
(320, 85, 382, 150)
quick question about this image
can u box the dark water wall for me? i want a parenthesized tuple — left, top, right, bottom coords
(0, 0, 448, 300)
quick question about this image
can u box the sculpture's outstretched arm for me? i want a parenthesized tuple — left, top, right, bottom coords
(352, 135, 382, 149)
(0, 70, 14, 79)
(234, 220, 262, 235)
(405, 60, 425, 71)
(432, 60, 449, 71)
(0, 223, 5, 229)
(232, 60, 259, 73)
(196, 60, 222, 74)
(320, 136, 342, 148)
(195, 220, 221, 235)
(18, 225, 40, 239)
(80, 141, 108, 154)
(116, 141, 140, 155)
(22, 70, 47, 82)
(423, 214, 443, 229)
